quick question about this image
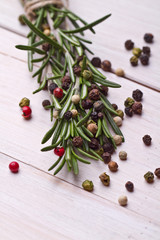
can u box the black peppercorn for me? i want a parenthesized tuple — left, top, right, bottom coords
(88, 138, 99, 150)
(102, 152, 111, 164)
(91, 112, 98, 122)
(91, 57, 101, 67)
(144, 33, 154, 43)
(125, 39, 134, 50)
(132, 102, 143, 114)
(49, 83, 58, 93)
(88, 84, 99, 92)
(89, 89, 100, 101)
(42, 43, 51, 51)
(62, 75, 71, 84)
(73, 66, 81, 76)
(98, 112, 103, 119)
(72, 136, 83, 147)
(140, 54, 149, 65)
(112, 103, 118, 110)
(62, 81, 70, 90)
(125, 181, 134, 192)
(77, 55, 83, 63)
(142, 135, 152, 146)
(154, 168, 160, 178)
(130, 56, 138, 66)
(64, 111, 72, 120)
(103, 142, 114, 154)
(142, 46, 151, 56)
(93, 101, 104, 112)
(81, 99, 93, 109)
(132, 89, 143, 101)
(42, 99, 51, 109)
(100, 85, 108, 96)
(125, 107, 133, 117)
(101, 60, 111, 72)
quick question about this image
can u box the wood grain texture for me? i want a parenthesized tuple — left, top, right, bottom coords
(0, 0, 160, 90)
(1, 153, 160, 240)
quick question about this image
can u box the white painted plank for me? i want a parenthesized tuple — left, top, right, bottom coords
(1, 153, 160, 240)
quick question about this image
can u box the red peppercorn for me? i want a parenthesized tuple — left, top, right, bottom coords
(22, 106, 32, 119)
(9, 161, 19, 173)
(54, 147, 65, 156)
(53, 87, 63, 99)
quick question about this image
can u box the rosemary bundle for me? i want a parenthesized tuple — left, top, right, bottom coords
(16, 0, 124, 175)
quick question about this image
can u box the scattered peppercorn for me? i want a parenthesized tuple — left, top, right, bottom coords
(115, 68, 125, 77)
(9, 161, 19, 173)
(22, 106, 32, 119)
(87, 123, 98, 135)
(125, 40, 134, 50)
(124, 97, 135, 108)
(82, 180, 94, 192)
(54, 147, 65, 157)
(125, 107, 133, 117)
(42, 23, 50, 30)
(72, 94, 80, 104)
(130, 56, 138, 66)
(53, 87, 63, 99)
(102, 152, 111, 164)
(99, 172, 110, 186)
(101, 60, 112, 72)
(112, 103, 118, 110)
(77, 55, 83, 63)
(71, 109, 78, 118)
(95, 147, 104, 156)
(144, 33, 154, 43)
(62, 81, 70, 90)
(49, 83, 58, 93)
(82, 99, 93, 109)
(144, 171, 154, 183)
(116, 110, 124, 119)
(42, 43, 51, 51)
(108, 161, 118, 172)
(89, 138, 99, 150)
(125, 181, 134, 192)
(53, 110, 59, 119)
(64, 111, 72, 120)
(142, 135, 152, 146)
(142, 46, 151, 56)
(42, 99, 51, 109)
(62, 75, 71, 84)
(140, 54, 149, 65)
(119, 151, 127, 160)
(72, 136, 83, 147)
(93, 101, 104, 112)
(113, 116, 122, 127)
(132, 102, 143, 114)
(100, 85, 108, 96)
(132, 48, 142, 57)
(154, 168, 160, 178)
(118, 195, 128, 206)
(103, 142, 114, 154)
(132, 89, 143, 101)
(98, 112, 103, 119)
(73, 66, 81, 76)
(91, 57, 101, 67)
(19, 97, 30, 107)
(91, 112, 98, 122)
(113, 135, 123, 145)
(43, 29, 50, 36)
(89, 89, 100, 101)
(88, 84, 99, 92)
(82, 70, 92, 80)
(18, 14, 26, 25)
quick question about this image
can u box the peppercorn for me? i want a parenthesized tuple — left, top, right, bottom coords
(125, 40, 134, 50)
(88, 84, 99, 92)
(54, 147, 65, 157)
(95, 147, 104, 156)
(87, 123, 98, 135)
(132, 48, 142, 57)
(130, 56, 138, 66)
(89, 89, 100, 101)
(132, 89, 143, 101)
(18, 14, 26, 25)
(9, 161, 19, 173)
(42, 99, 51, 109)
(19, 97, 30, 107)
(99, 173, 110, 186)
(82, 99, 93, 109)
(125, 107, 133, 117)
(102, 152, 111, 164)
(62, 81, 70, 90)
(144, 171, 154, 183)
(140, 54, 149, 65)
(42, 43, 51, 52)
(54, 87, 63, 99)
(22, 106, 32, 119)
(89, 138, 99, 150)
(73, 66, 81, 76)
(64, 111, 72, 120)
(91, 112, 98, 122)
(132, 102, 143, 114)
(154, 168, 160, 178)
(118, 195, 128, 206)
(82, 180, 94, 192)
(49, 83, 58, 93)
(93, 101, 104, 112)
(77, 55, 83, 63)
(100, 85, 108, 96)
(115, 68, 125, 77)
(87, 119, 96, 125)
(91, 57, 101, 67)
(71, 109, 78, 118)
(98, 112, 103, 119)
(42, 23, 50, 30)
(116, 110, 124, 119)
(142, 46, 151, 56)
(72, 95, 80, 104)
(113, 116, 122, 127)
(144, 33, 154, 43)
(53, 110, 59, 119)
(119, 151, 127, 160)
(125, 181, 134, 192)
(82, 70, 92, 80)
(124, 97, 135, 108)
(101, 60, 111, 71)
(62, 75, 71, 84)
(113, 135, 123, 145)
(108, 161, 118, 172)
(103, 142, 114, 154)
(43, 29, 50, 36)
(112, 103, 118, 110)
(72, 136, 83, 147)
(142, 135, 152, 146)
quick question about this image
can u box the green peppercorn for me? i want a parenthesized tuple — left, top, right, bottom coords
(144, 171, 154, 183)
(99, 172, 110, 186)
(19, 97, 30, 107)
(82, 180, 94, 192)
(132, 48, 142, 57)
(124, 97, 135, 108)
(95, 147, 104, 156)
(116, 110, 124, 119)
(82, 70, 93, 80)
(130, 56, 138, 66)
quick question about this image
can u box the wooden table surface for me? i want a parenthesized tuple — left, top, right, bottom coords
(0, 1, 160, 239)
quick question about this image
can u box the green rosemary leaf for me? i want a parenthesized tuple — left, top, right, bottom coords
(28, 37, 33, 72)
(41, 138, 62, 151)
(31, 39, 45, 47)
(87, 59, 106, 79)
(67, 16, 84, 36)
(77, 148, 99, 161)
(59, 88, 75, 118)
(62, 58, 68, 77)
(47, 75, 62, 80)
(41, 119, 58, 144)
(51, 120, 63, 144)
(80, 42, 94, 55)
(51, 95, 62, 110)
(54, 157, 66, 175)
(81, 126, 94, 138)
(71, 36, 83, 56)
(71, 154, 79, 175)
(73, 35, 92, 44)
(62, 14, 111, 34)
(95, 119, 102, 138)
(76, 108, 92, 127)
(48, 156, 62, 171)
(93, 74, 121, 88)
(16, 45, 46, 55)
(73, 120, 91, 142)
(32, 56, 46, 63)
(50, 107, 53, 121)
(58, 29, 80, 46)
(100, 96, 119, 115)
(37, 72, 42, 83)
(89, 149, 103, 161)
(71, 149, 91, 164)
(80, 83, 88, 100)
(51, 57, 64, 70)
(66, 53, 75, 83)
(33, 76, 47, 94)
(50, 5, 67, 13)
